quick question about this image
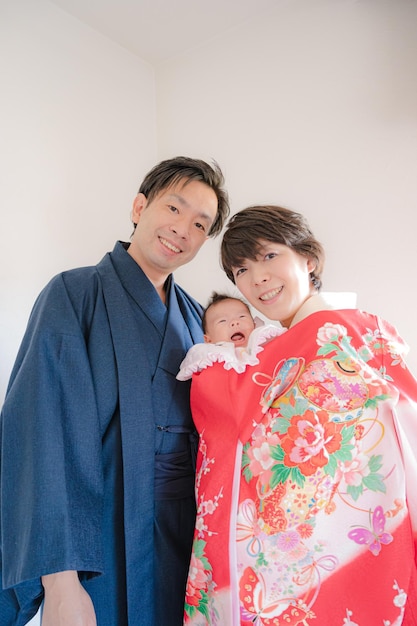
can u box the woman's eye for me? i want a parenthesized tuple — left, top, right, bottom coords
(234, 268, 246, 277)
(265, 252, 277, 260)
(169, 205, 179, 213)
(195, 222, 206, 232)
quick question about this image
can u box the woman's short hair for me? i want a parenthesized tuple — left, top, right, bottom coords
(221, 205, 325, 289)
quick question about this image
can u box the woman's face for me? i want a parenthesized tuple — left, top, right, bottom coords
(231, 239, 315, 327)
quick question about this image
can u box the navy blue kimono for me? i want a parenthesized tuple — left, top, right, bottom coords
(0, 241, 204, 625)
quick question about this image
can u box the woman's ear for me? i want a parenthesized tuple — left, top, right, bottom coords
(307, 257, 316, 273)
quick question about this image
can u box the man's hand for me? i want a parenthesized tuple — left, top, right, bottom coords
(41, 570, 97, 626)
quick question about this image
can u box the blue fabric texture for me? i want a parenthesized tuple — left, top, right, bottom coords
(0, 242, 203, 625)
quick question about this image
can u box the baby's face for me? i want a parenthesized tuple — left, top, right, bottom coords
(204, 299, 255, 347)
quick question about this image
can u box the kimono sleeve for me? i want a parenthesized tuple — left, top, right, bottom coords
(0, 274, 104, 592)
(377, 315, 417, 564)
(223, 363, 270, 445)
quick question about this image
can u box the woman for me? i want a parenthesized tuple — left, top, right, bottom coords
(183, 205, 417, 625)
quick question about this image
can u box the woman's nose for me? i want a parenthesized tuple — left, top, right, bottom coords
(253, 269, 268, 285)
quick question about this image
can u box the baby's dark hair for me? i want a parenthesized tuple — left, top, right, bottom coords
(202, 292, 251, 333)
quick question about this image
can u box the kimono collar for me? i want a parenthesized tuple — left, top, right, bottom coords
(289, 293, 334, 328)
(110, 241, 169, 332)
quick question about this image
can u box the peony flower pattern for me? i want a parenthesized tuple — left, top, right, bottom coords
(280, 410, 343, 476)
(185, 540, 213, 620)
(250, 322, 394, 499)
(186, 550, 210, 608)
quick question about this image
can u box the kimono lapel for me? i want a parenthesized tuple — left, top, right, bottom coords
(151, 279, 202, 427)
(96, 252, 155, 621)
(175, 283, 205, 346)
(113, 247, 168, 338)
(159, 281, 193, 373)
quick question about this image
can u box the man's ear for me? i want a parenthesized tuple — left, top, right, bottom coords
(131, 193, 147, 224)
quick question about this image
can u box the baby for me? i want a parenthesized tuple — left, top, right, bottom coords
(177, 292, 285, 380)
(202, 292, 256, 347)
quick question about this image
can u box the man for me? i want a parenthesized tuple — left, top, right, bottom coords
(0, 157, 229, 625)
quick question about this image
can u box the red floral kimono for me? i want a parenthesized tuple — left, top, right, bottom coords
(183, 303, 417, 625)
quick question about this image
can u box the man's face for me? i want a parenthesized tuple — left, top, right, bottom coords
(128, 179, 218, 286)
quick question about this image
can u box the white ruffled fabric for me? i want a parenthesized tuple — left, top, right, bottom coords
(176, 323, 286, 381)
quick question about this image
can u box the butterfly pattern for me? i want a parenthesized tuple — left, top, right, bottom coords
(348, 505, 393, 556)
(239, 567, 315, 625)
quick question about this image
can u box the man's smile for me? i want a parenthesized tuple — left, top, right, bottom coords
(159, 236, 182, 254)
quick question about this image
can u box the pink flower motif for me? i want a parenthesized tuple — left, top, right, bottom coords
(276, 530, 300, 552)
(203, 499, 217, 514)
(334, 446, 370, 486)
(195, 516, 208, 537)
(287, 541, 309, 563)
(247, 433, 280, 476)
(185, 554, 207, 606)
(316, 322, 347, 347)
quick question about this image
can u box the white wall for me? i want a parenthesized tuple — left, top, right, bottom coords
(157, 0, 417, 375)
(0, 0, 157, 402)
(1, 2, 157, 622)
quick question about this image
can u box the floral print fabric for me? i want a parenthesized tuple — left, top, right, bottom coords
(184, 310, 417, 625)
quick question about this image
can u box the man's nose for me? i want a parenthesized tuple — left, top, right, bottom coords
(170, 218, 189, 238)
